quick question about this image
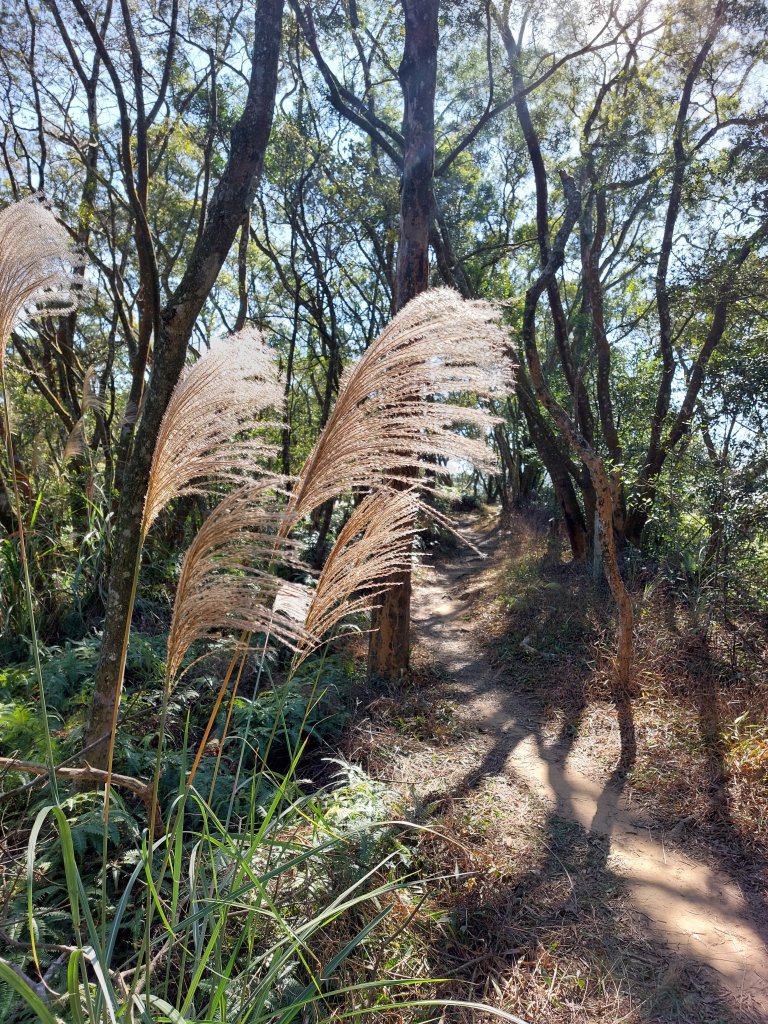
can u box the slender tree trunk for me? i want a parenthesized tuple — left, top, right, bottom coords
(83, 0, 285, 767)
(367, 0, 439, 679)
(281, 291, 301, 476)
(517, 376, 588, 561)
(521, 173, 636, 771)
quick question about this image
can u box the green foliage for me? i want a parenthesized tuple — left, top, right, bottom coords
(0, 699, 56, 761)
(1, 1, 767, 1019)
(1, 729, 434, 1024)
(0, 633, 170, 763)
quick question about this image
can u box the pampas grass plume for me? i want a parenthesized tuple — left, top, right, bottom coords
(287, 288, 513, 525)
(64, 366, 105, 461)
(168, 290, 515, 685)
(0, 197, 82, 372)
(142, 328, 283, 537)
(166, 482, 309, 683)
(295, 487, 420, 662)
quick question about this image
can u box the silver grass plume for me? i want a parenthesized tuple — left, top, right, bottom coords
(64, 366, 105, 462)
(286, 288, 513, 524)
(142, 329, 283, 537)
(0, 197, 83, 373)
(165, 482, 310, 683)
(294, 488, 421, 664)
(170, 291, 514, 689)
(168, 487, 423, 682)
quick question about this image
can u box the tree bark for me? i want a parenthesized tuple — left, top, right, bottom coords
(367, 0, 439, 680)
(83, 0, 285, 767)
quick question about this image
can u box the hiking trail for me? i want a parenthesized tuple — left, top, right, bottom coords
(405, 517, 768, 1020)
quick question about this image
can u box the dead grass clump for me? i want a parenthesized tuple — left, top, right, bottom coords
(477, 515, 614, 729)
(630, 590, 768, 865)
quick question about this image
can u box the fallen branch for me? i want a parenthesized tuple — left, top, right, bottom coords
(0, 954, 66, 1005)
(0, 757, 161, 828)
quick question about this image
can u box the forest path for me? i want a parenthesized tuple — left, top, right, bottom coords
(408, 515, 768, 1020)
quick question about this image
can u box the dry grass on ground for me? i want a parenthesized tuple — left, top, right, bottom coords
(470, 512, 768, 872)
(343, 694, 751, 1023)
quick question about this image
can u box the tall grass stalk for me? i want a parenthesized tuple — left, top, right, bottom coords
(0, 208, 86, 1000)
(0, 197, 82, 797)
(1, 364, 59, 801)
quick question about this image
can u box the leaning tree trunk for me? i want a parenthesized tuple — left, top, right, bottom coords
(83, 0, 285, 767)
(517, 375, 588, 561)
(367, 0, 439, 679)
(522, 174, 636, 772)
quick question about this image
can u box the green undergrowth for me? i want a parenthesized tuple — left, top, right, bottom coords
(0, 754, 437, 1024)
(0, 636, 468, 1024)
(0, 635, 352, 794)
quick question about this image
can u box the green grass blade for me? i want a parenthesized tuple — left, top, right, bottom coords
(66, 948, 87, 1024)
(0, 958, 59, 1024)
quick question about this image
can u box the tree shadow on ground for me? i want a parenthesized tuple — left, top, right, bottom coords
(403, 696, 761, 1021)
(475, 516, 768, 933)
(418, 803, 759, 1023)
(680, 625, 768, 951)
(389, 512, 768, 1022)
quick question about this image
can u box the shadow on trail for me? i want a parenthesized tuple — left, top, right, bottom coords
(405, 513, 768, 1022)
(413, 684, 760, 1020)
(683, 626, 768, 954)
(422, 805, 756, 1023)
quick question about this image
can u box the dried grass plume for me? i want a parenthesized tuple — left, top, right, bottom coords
(0, 197, 83, 373)
(64, 366, 105, 462)
(142, 329, 283, 537)
(287, 288, 513, 524)
(169, 290, 515, 682)
(165, 483, 309, 683)
(295, 488, 421, 663)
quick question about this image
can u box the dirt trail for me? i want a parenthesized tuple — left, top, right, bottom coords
(410, 521, 768, 1019)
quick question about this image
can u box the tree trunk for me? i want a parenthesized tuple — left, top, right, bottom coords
(83, 0, 285, 767)
(521, 173, 636, 772)
(517, 376, 588, 561)
(367, 0, 439, 680)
